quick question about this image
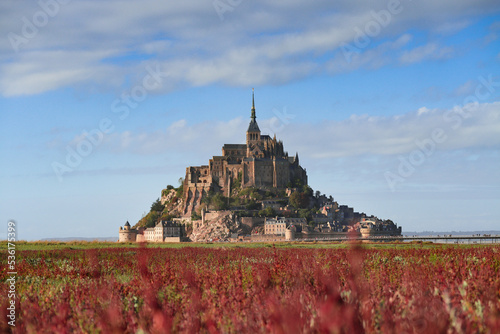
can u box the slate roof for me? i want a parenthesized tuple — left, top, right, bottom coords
(247, 119, 260, 132)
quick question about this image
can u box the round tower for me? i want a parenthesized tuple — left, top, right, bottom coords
(119, 221, 137, 242)
(285, 225, 296, 241)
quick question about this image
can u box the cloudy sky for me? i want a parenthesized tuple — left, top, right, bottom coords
(1, 0, 499, 240)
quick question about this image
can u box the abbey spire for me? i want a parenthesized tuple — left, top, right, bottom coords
(247, 88, 260, 143)
(251, 88, 256, 121)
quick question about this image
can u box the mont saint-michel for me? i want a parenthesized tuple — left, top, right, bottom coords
(119, 91, 401, 243)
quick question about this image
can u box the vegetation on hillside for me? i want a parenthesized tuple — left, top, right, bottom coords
(135, 181, 184, 228)
(137, 172, 334, 227)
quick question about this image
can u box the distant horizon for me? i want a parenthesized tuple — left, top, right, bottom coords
(8, 229, 495, 242)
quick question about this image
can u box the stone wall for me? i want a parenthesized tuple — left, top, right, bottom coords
(164, 237, 181, 243)
(251, 234, 286, 242)
(239, 217, 264, 229)
(173, 217, 192, 225)
(203, 210, 232, 223)
(299, 231, 359, 239)
(190, 211, 236, 242)
(118, 231, 137, 242)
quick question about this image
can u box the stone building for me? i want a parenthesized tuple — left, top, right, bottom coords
(264, 217, 307, 236)
(183, 90, 307, 215)
(359, 217, 402, 237)
(264, 217, 287, 236)
(118, 221, 139, 242)
(119, 220, 181, 243)
(261, 200, 283, 210)
(143, 220, 181, 242)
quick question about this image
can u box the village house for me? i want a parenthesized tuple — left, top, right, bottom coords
(119, 220, 182, 243)
(264, 217, 307, 236)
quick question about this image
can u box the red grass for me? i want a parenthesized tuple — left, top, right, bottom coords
(1, 245, 499, 333)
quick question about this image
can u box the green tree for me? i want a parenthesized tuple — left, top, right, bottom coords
(235, 210, 252, 217)
(298, 209, 313, 223)
(245, 200, 259, 210)
(240, 187, 262, 200)
(232, 171, 242, 189)
(258, 207, 276, 217)
(145, 211, 159, 228)
(302, 185, 313, 197)
(289, 192, 309, 209)
(201, 190, 215, 205)
(212, 193, 229, 210)
(176, 180, 184, 198)
(151, 198, 164, 212)
(161, 211, 177, 221)
(293, 178, 303, 188)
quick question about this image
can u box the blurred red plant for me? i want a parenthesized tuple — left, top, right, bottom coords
(0, 245, 499, 333)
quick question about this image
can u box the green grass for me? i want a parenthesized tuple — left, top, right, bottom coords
(1, 240, 498, 251)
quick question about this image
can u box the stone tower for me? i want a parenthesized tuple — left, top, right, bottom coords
(246, 88, 261, 146)
(119, 221, 138, 242)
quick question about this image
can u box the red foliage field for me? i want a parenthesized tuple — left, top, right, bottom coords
(1, 244, 500, 333)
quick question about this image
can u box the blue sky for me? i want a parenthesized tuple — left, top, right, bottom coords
(1, 0, 499, 240)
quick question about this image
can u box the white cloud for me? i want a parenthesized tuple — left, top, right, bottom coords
(0, 50, 123, 96)
(484, 21, 500, 45)
(168, 119, 187, 131)
(399, 43, 454, 64)
(327, 34, 412, 73)
(289, 101, 500, 158)
(433, 19, 471, 35)
(416, 107, 432, 116)
(98, 117, 246, 156)
(86, 101, 500, 160)
(1, 0, 499, 96)
(453, 80, 476, 96)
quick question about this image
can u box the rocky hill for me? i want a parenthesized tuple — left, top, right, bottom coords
(134, 178, 391, 242)
(189, 211, 252, 242)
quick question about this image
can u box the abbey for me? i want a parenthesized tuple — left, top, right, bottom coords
(183, 90, 307, 214)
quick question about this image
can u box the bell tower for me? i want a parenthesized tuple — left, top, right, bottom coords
(246, 88, 261, 146)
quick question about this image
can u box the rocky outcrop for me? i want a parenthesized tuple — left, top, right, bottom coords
(189, 211, 251, 242)
(160, 189, 176, 205)
(160, 189, 184, 216)
(183, 186, 207, 218)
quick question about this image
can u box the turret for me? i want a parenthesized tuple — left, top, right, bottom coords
(119, 221, 137, 242)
